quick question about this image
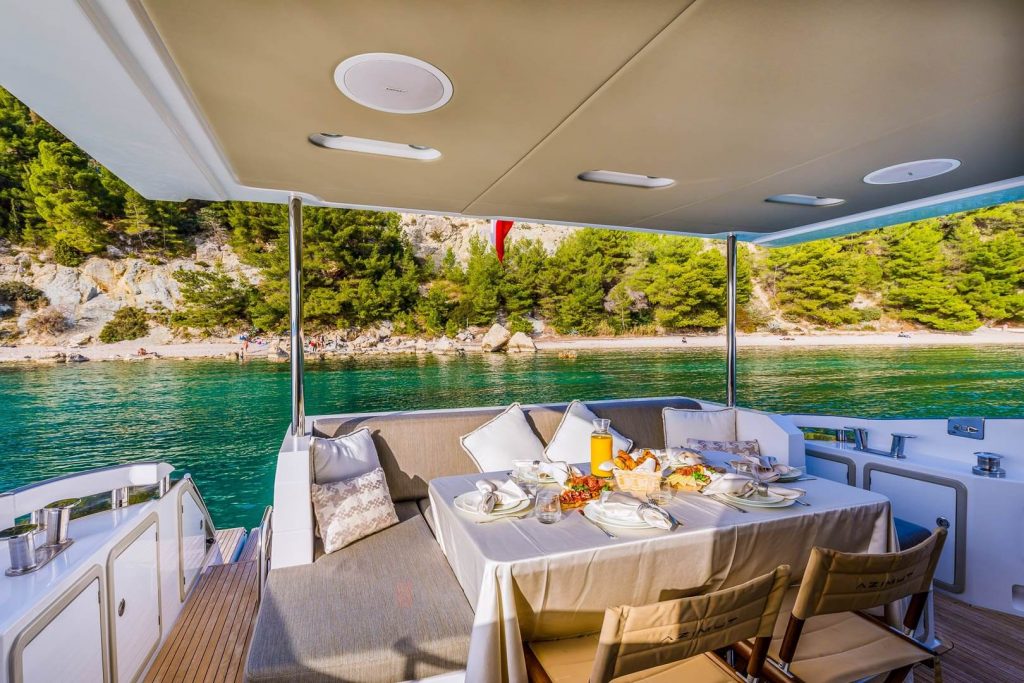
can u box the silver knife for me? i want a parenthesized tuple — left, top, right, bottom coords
(708, 494, 748, 513)
(577, 509, 616, 538)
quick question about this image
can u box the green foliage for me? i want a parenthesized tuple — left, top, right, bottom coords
(506, 316, 534, 335)
(0, 281, 47, 312)
(99, 306, 149, 343)
(248, 208, 420, 332)
(171, 268, 255, 334)
(2, 86, 1023, 337)
(26, 141, 113, 253)
(766, 238, 866, 325)
(884, 221, 979, 331)
(52, 239, 86, 266)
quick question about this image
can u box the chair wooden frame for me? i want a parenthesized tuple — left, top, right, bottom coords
(766, 528, 947, 683)
(526, 565, 791, 683)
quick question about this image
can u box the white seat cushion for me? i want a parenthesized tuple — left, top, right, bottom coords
(663, 408, 736, 447)
(460, 403, 546, 472)
(545, 400, 633, 464)
(311, 427, 381, 484)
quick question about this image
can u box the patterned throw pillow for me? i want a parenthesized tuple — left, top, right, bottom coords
(686, 438, 761, 457)
(311, 467, 399, 553)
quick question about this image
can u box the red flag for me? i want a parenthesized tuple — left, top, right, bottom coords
(490, 219, 514, 263)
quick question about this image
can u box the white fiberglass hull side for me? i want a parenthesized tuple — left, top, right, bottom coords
(0, 465, 221, 683)
(791, 415, 1024, 618)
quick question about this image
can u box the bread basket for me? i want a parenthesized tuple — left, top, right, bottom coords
(612, 469, 662, 497)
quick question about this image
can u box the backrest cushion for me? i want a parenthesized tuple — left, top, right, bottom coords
(590, 565, 791, 683)
(312, 397, 702, 502)
(663, 408, 736, 447)
(310, 428, 380, 484)
(311, 467, 399, 554)
(793, 527, 947, 620)
(461, 403, 547, 472)
(544, 400, 633, 464)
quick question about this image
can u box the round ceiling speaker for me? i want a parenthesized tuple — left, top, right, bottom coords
(863, 159, 961, 185)
(334, 53, 453, 114)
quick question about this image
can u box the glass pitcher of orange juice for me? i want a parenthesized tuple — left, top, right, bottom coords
(590, 419, 614, 478)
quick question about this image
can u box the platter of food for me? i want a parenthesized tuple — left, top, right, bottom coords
(666, 464, 726, 491)
(559, 474, 615, 509)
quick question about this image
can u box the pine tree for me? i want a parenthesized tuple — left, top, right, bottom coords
(26, 141, 112, 253)
(171, 267, 255, 333)
(766, 238, 864, 325)
(500, 238, 547, 318)
(0, 87, 59, 241)
(884, 221, 979, 331)
(459, 235, 502, 325)
(249, 208, 420, 332)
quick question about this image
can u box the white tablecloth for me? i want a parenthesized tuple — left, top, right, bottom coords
(428, 469, 893, 683)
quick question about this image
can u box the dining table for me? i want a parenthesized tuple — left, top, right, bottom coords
(427, 462, 895, 683)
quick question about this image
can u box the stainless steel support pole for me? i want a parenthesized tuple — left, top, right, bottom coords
(288, 195, 305, 439)
(726, 233, 737, 407)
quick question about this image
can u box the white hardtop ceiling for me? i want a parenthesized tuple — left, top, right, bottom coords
(0, 0, 1022, 245)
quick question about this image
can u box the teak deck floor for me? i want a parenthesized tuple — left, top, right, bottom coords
(913, 592, 1024, 683)
(143, 555, 1021, 683)
(145, 558, 259, 682)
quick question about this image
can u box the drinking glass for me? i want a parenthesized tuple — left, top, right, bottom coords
(535, 489, 562, 524)
(648, 478, 673, 506)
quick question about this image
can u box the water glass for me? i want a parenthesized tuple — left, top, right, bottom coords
(535, 489, 562, 524)
(648, 478, 673, 506)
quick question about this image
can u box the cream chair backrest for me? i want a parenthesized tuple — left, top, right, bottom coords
(590, 565, 790, 683)
(792, 527, 947, 620)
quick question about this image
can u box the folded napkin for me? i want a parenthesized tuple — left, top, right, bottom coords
(741, 456, 802, 483)
(702, 473, 804, 500)
(600, 492, 673, 530)
(512, 460, 575, 486)
(474, 478, 528, 514)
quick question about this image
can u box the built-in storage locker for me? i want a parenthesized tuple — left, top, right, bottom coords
(108, 518, 161, 682)
(806, 451, 856, 485)
(865, 464, 966, 592)
(179, 487, 207, 600)
(12, 568, 108, 683)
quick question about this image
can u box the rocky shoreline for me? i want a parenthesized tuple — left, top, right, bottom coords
(2, 325, 1021, 365)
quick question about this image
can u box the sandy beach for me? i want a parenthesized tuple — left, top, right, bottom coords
(1, 328, 1022, 364)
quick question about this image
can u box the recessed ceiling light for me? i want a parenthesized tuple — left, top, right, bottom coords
(334, 53, 453, 114)
(578, 170, 674, 189)
(309, 133, 441, 160)
(863, 159, 961, 185)
(765, 194, 846, 207)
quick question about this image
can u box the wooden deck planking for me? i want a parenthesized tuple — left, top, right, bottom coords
(144, 561, 259, 683)
(237, 527, 260, 564)
(913, 592, 1024, 683)
(203, 527, 247, 570)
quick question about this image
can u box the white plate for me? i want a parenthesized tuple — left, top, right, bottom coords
(455, 492, 530, 516)
(583, 501, 651, 528)
(720, 491, 795, 508)
(774, 468, 804, 482)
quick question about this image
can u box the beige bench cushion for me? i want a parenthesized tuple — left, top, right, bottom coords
(529, 635, 739, 683)
(312, 397, 701, 502)
(767, 587, 929, 683)
(245, 502, 473, 683)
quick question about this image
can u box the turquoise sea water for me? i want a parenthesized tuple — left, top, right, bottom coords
(1, 345, 1022, 528)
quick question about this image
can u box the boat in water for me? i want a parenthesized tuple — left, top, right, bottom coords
(1, 2, 1022, 682)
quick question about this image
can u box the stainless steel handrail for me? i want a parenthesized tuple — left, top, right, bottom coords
(257, 505, 273, 597)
